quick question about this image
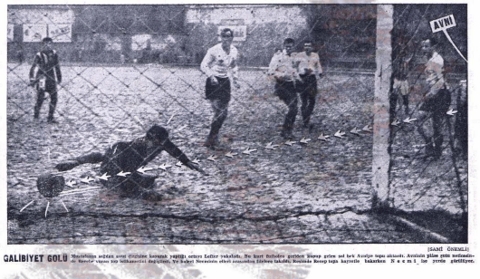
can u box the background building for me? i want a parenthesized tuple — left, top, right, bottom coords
(7, 4, 466, 72)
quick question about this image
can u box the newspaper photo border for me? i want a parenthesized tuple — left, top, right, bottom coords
(1, 0, 478, 278)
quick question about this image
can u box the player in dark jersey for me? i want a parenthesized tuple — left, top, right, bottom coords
(390, 31, 413, 123)
(54, 125, 205, 201)
(29, 37, 62, 123)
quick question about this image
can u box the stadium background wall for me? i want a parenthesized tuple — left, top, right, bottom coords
(6, 4, 466, 72)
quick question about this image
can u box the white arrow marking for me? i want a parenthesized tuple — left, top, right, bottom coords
(20, 200, 35, 212)
(66, 180, 77, 188)
(284, 140, 296, 146)
(391, 119, 401, 126)
(300, 137, 311, 144)
(98, 173, 111, 181)
(137, 166, 153, 174)
(176, 161, 184, 168)
(403, 117, 417, 124)
(447, 108, 458, 116)
(225, 152, 238, 158)
(192, 158, 200, 164)
(318, 133, 330, 141)
(207, 155, 217, 162)
(242, 147, 257, 155)
(80, 176, 95, 184)
(265, 142, 279, 150)
(116, 171, 131, 177)
(350, 127, 361, 136)
(334, 130, 346, 139)
(159, 163, 172, 171)
(362, 125, 372, 132)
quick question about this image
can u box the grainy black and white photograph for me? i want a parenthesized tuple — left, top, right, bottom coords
(6, 2, 468, 249)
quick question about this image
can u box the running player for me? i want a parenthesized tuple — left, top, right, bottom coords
(295, 40, 323, 130)
(268, 38, 302, 139)
(200, 28, 240, 149)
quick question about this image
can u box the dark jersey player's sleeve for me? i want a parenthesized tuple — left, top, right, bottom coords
(163, 139, 190, 165)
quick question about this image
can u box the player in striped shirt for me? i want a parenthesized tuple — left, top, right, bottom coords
(29, 37, 62, 123)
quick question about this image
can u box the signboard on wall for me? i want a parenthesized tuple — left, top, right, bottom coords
(218, 25, 247, 41)
(23, 24, 47, 42)
(132, 34, 152, 51)
(48, 24, 72, 42)
(8, 24, 14, 42)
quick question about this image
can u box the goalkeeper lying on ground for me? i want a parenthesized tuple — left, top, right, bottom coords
(55, 125, 205, 201)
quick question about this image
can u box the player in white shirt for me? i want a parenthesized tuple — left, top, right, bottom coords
(295, 41, 323, 130)
(268, 38, 302, 139)
(200, 28, 240, 149)
(417, 38, 451, 160)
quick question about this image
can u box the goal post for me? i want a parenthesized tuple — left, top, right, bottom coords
(372, 4, 393, 211)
